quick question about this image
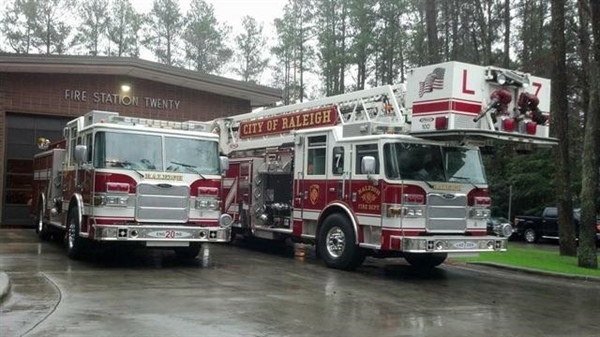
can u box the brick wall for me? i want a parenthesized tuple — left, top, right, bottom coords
(4, 73, 252, 121)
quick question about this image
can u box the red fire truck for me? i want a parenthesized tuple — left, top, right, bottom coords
(208, 61, 557, 270)
(31, 110, 232, 260)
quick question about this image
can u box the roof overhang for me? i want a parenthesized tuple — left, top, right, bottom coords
(0, 54, 282, 107)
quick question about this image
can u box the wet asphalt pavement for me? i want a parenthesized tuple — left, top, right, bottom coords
(1, 229, 599, 337)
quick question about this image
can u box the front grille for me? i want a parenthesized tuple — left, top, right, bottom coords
(426, 193, 467, 232)
(136, 183, 189, 223)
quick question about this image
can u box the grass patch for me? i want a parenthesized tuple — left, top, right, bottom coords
(451, 244, 600, 278)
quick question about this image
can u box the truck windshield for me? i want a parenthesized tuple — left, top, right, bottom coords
(93, 131, 220, 174)
(383, 142, 486, 184)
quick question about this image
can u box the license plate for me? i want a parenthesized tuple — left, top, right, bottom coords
(451, 240, 478, 250)
(147, 230, 193, 239)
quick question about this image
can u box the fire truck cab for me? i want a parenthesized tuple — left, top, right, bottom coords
(210, 61, 557, 270)
(31, 110, 232, 260)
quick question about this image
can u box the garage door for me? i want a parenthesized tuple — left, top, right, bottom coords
(3, 113, 71, 226)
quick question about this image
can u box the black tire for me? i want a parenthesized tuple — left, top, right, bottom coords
(404, 253, 448, 269)
(35, 200, 52, 241)
(317, 214, 365, 271)
(524, 228, 537, 243)
(66, 207, 86, 260)
(174, 243, 201, 260)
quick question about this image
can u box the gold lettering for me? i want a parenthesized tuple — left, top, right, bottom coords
(432, 183, 461, 191)
(322, 110, 332, 124)
(145, 173, 183, 181)
(302, 113, 309, 126)
(315, 112, 322, 124)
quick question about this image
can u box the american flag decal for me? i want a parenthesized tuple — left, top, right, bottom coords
(418, 67, 445, 97)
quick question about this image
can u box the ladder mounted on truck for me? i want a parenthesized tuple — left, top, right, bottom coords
(211, 61, 558, 155)
(211, 84, 410, 154)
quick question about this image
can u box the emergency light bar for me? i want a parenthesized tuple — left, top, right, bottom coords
(82, 110, 210, 132)
(106, 115, 209, 132)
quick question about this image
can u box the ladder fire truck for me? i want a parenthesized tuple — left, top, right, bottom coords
(208, 61, 557, 270)
(31, 110, 232, 260)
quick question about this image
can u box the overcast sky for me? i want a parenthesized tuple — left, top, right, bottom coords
(131, 0, 287, 83)
(132, 0, 286, 39)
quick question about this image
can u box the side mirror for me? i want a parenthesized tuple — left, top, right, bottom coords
(74, 145, 88, 164)
(220, 156, 229, 172)
(361, 156, 375, 175)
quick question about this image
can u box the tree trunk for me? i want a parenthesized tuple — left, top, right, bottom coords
(578, 0, 599, 269)
(452, 0, 458, 60)
(503, 0, 511, 68)
(552, 0, 577, 256)
(425, 0, 440, 63)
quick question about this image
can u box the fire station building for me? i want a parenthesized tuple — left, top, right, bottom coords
(0, 54, 281, 226)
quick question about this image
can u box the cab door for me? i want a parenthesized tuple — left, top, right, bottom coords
(349, 143, 383, 228)
(301, 134, 328, 219)
(327, 145, 349, 204)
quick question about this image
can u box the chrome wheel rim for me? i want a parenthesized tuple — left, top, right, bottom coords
(525, 230, 535, 243)
(326, 226, 345, 258)
(37, 208, 44, 233)
(68, 218, 76, 249)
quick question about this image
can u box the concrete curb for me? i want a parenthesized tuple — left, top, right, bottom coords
(0, 272, 10, 304)
(466, 262, 600, 282)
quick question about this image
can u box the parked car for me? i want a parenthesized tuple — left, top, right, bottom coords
(487, 217, 513, 238)
(513, 207, 600, 243)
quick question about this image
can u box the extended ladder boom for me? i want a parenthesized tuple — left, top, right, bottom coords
(211, 84, 408, 154)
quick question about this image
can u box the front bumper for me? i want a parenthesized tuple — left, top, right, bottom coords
(402, 236, 508, 253)
(93, 224, 230, 243)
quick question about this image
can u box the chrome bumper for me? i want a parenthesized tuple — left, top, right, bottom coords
(93, 224, 230, 243)
(402, 236, 508, 253)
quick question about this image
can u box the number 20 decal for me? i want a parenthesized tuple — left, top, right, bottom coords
(165, 230, 176, 238)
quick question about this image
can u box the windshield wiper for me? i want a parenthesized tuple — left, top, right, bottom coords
(415, 172, 434, 188)
(107, 160, 144, 177)
(169, 161, 206, 180)
(450, 176, 480, 190)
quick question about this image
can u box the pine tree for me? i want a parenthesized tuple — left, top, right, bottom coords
(75, 0, 109, 56)
(182, 0, 232, 74)
(233, 16, 269, 83)
(143, 0, 183, 66)
(1, 0, 40, 54)
(107, 0, 142, 57)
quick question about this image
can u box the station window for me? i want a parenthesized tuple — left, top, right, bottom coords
(307, 135, 326, 175)
(355, 144, 379, 174)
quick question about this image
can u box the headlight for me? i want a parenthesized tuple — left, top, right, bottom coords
(103, 195, 129, 207)
(402, 206, 424, 217)
(470, 208, 491, 219)
(196, 198, 220, 210)
(219, 214, 233, 228)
